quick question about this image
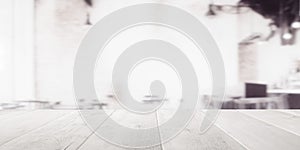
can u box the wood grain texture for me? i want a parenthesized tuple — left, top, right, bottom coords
(290, 110, 300, 115)
(0, 111, 79, 150)
(240, 110, 300, 136)
(0, 110, 69, 146)
(1, 110, 300, 150)
(216, 111, 300, 150)
(159, 110, 247, 150)
(0, 110, 34, 123)
(0, 110, 115, 150)
(78, 109, 162, 150)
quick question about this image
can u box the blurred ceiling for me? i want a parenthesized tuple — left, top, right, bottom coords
(240, 0, 299, 27)
(239, 0, 300, 45)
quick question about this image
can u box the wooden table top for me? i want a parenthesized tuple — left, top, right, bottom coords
(268, 89, 300, 94)
(0, 109, 299, 150)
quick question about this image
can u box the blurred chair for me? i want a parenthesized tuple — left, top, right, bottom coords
(236, 83, 268, 109)
(233, 94, 288, 109)
(15, 100, 50, 109)
(78, 99, 108, 110)
(0, 102, 22, 110)
(228, 83, 288, 109)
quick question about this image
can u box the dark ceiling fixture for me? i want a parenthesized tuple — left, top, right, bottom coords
(207, 0, 300, 45)
(84, 0, 93, 7)
(206, 4, 217, 16)
(239, 0, 299, 27)
(86, 13, 92, 25)
(84, 0, 93, 25)
(206, 3, 251, 16)
(239, 0, 300, 45)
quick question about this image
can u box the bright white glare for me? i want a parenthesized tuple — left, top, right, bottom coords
(291, 21, 300, 29)
(282, 33, 293, 40)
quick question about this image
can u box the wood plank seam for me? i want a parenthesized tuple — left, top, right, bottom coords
(0, 111, 86, 150)
(155, 111, 164, 150)
(276, 110, 300, 117)
(63, 141, 74, 150)
(0, 111, 73, 147)
(238, 111, 300, 137)
(199, 111, 250, 150)
(62, 117, 94, 148)
(74, 110, 117, 150)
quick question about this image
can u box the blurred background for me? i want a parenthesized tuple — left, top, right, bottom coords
(1, 0, 300, 110)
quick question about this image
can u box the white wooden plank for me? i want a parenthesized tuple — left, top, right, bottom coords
(0, 110, 34, 122)
(68, 110, 116, 150)
(240, 110, 300, 136)
(78, 109, 162, 150)
(0, 110, 15, 115)
(158, 110, 247, 150)
(289, 110, 300, 115)
(0, 110, 114, 150)
(216, 111, 300, 150)
(0, 110, 69, 146)
(0, 111, 78, 150)
(79, 137, 161, 150)
(2, 110, 300, 150)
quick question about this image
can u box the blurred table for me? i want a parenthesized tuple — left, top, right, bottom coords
(0, 110, 299, 150)
(268, 89, 300, 109)
(268, 89, 300, 94)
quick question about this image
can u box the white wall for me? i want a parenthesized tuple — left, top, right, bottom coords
(3, 0, 296, 103)
(0, 0, 14, 100)
(13, 0, 36, 100)
(35, 0, 89, 104)
(33, 0, 240, 104)
(238, 8, 300, 87)
(0, 0, 240, 104)
(0, 0, 35, 101)
(257, 37, 300, 85)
